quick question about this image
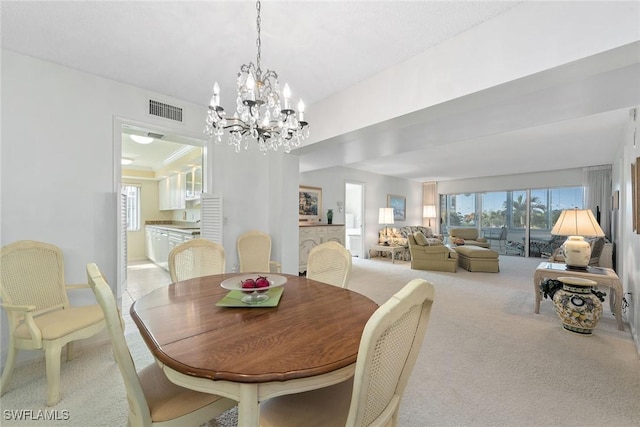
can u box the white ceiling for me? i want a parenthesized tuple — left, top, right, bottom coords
(2, 1, 638, 182)
(120, 124, 202, 172)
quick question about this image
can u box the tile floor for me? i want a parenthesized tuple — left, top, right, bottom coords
(121, 260, 171, 334)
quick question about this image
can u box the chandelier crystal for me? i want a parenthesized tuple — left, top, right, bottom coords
(204, 1, 309, 154)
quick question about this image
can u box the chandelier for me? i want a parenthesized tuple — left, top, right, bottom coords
(204, 0, 309, 154)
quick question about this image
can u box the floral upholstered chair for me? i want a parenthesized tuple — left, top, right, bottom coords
(376, 226, 443, 262)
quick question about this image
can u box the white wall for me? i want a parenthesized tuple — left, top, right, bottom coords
(614, 106, 640, 353)
(306, 2, 640, 146)
(438, 168, 585, 195)
(1, 51, 299, 366)
(208, 143, 299, 274)
(300, 167, 422, 257)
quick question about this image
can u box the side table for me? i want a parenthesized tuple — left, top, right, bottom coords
(370, 244, 403, 264)
(533, 262, 624, 331)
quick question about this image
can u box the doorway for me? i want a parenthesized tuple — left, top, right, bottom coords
(345, 181, 365, 258)
(115, 118, 205, 301)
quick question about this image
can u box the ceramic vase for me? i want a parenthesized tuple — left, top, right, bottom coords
(562, 236, 591, 268)
(327, 209, 333, 224)
(553, 276, 602, 335)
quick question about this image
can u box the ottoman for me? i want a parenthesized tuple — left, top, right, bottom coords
(453, 245, 500, 272)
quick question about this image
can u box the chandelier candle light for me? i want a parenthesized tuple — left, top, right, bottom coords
(204, 1, 309, 154)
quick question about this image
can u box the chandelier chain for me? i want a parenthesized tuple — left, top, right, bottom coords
(255, 1, 261, 74)
(204, 0, 309, 154)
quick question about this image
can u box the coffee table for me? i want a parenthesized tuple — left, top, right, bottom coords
(370, 244, 404, 263)
(533, 262, 624, 331)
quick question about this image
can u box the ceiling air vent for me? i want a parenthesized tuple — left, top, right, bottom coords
(149, 99, 183, 122)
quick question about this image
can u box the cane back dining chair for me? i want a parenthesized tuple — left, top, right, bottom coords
(260, 278, 436, 427)
(237, 230, 281, 273)
(168, 239, 225, 282)
(0, 240, 106, 406)
(306, 241, 352, 288)
(86, 263, 237, 426)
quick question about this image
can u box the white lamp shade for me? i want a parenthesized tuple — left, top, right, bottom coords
(550, 208, 605, 237)
(423, 205, 436, 218)
(551, 208, 604, 268)
(379, 208, 394, 225)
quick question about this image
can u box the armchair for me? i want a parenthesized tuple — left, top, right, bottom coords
(448, 228, 490, 248)
(237, 230, 281, 273)
(407, 234, 458, 272)
(1, 240, 106, 406)
(168, 239, 225, 282)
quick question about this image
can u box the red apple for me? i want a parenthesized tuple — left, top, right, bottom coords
(255, 276, 270, 293)
(241, 278, 256, 293)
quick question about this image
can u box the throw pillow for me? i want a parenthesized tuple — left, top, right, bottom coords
(413, 231, 429, 246)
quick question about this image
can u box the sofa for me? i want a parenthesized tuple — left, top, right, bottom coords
(376, 226, 443, 261)
(448, 227, 490, 248)
(407, 233, 458, 272)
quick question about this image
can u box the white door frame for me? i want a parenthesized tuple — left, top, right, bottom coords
(112, 116, 207, 300)
(344, 181, 365, 258)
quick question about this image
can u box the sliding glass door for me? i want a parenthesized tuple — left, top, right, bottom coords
(441, 186, 584, 258)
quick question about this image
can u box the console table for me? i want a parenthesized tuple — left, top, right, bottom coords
(370, 244, 403, 264)
(299, 224, 345, 273)
(533, 262, 624, 331)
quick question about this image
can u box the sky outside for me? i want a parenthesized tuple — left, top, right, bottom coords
(451, 187, 584, 214)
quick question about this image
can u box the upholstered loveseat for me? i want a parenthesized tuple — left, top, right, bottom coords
(407, 233, 458, 272)
(376, 226, 442, 261)
(448, 227, 490, 248)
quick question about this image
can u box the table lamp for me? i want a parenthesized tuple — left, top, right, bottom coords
(423, 205, 436, 227)
(550, 208, 605, 269)
(379, 208, 395, 245)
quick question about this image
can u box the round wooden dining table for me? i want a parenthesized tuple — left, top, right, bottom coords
(130, 273, 378, 427)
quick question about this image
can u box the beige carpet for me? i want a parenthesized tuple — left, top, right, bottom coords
(1, 256, 638, 426)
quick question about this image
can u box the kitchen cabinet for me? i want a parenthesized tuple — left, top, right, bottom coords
(299, 225, 345, 273)
(185, 166, 202, 201)
(159, 173, 186, 210)
(159, 167, 201, 210)
(156, 230, 169, 269)
(146, 225, 200, 270)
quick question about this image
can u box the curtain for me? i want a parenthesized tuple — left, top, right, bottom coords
(583, 165, 612, 240)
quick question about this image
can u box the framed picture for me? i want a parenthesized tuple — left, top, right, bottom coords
(387, 194, 406, 221)
(299, 185, 322, 222)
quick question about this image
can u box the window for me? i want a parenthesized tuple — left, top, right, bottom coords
(481, 192, 507, 228)
(123, 185, 141, 231)
(440, 186, 583, 258)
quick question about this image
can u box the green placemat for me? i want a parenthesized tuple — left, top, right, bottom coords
(216, 287, 284, 307)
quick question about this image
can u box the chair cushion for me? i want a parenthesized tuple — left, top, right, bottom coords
(15, 304, 105, 340)
(139, 363, 230, 422)
(413, 231, 429, 246)
(454, 245, 499, 259)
